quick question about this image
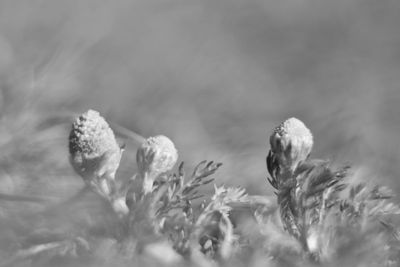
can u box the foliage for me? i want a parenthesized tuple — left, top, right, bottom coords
(0, 110, 399, 267)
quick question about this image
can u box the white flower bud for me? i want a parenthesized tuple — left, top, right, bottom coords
(136, 135, 178, 194)
(69, 110, 122, 196)
(270, 117, 313, 173)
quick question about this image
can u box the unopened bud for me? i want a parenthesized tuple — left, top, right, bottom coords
(69, 110, 122, 196)
(270, 117, 313, 173)
(136, 135, 178, 194)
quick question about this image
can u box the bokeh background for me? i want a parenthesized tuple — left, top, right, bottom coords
(0, 0, 400, 199)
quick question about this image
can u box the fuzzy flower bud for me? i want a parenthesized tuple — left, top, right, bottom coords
(69, 110, 122, 196)
(136, 135, 178, 194)
(270, 117, 313, 173)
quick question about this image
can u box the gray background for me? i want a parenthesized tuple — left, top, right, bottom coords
(0, 0, 399, 196)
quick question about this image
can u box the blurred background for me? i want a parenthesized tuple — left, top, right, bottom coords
(0, 0, 399, 198)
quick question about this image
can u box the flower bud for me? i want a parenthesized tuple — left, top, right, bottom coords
(136, 135, 178, 194)
(69, 110, 122, 196)
(270, 117, 313, 173)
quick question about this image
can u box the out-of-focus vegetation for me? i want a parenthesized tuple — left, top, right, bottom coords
(0, 0, 400, 266)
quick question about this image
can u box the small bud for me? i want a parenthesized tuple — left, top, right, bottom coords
(136, 135, 178, 194)
(69, 110, 122, 197)
(270, 117, 313, 173)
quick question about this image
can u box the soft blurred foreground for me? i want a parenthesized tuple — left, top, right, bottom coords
(0, 0, 400, 266)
